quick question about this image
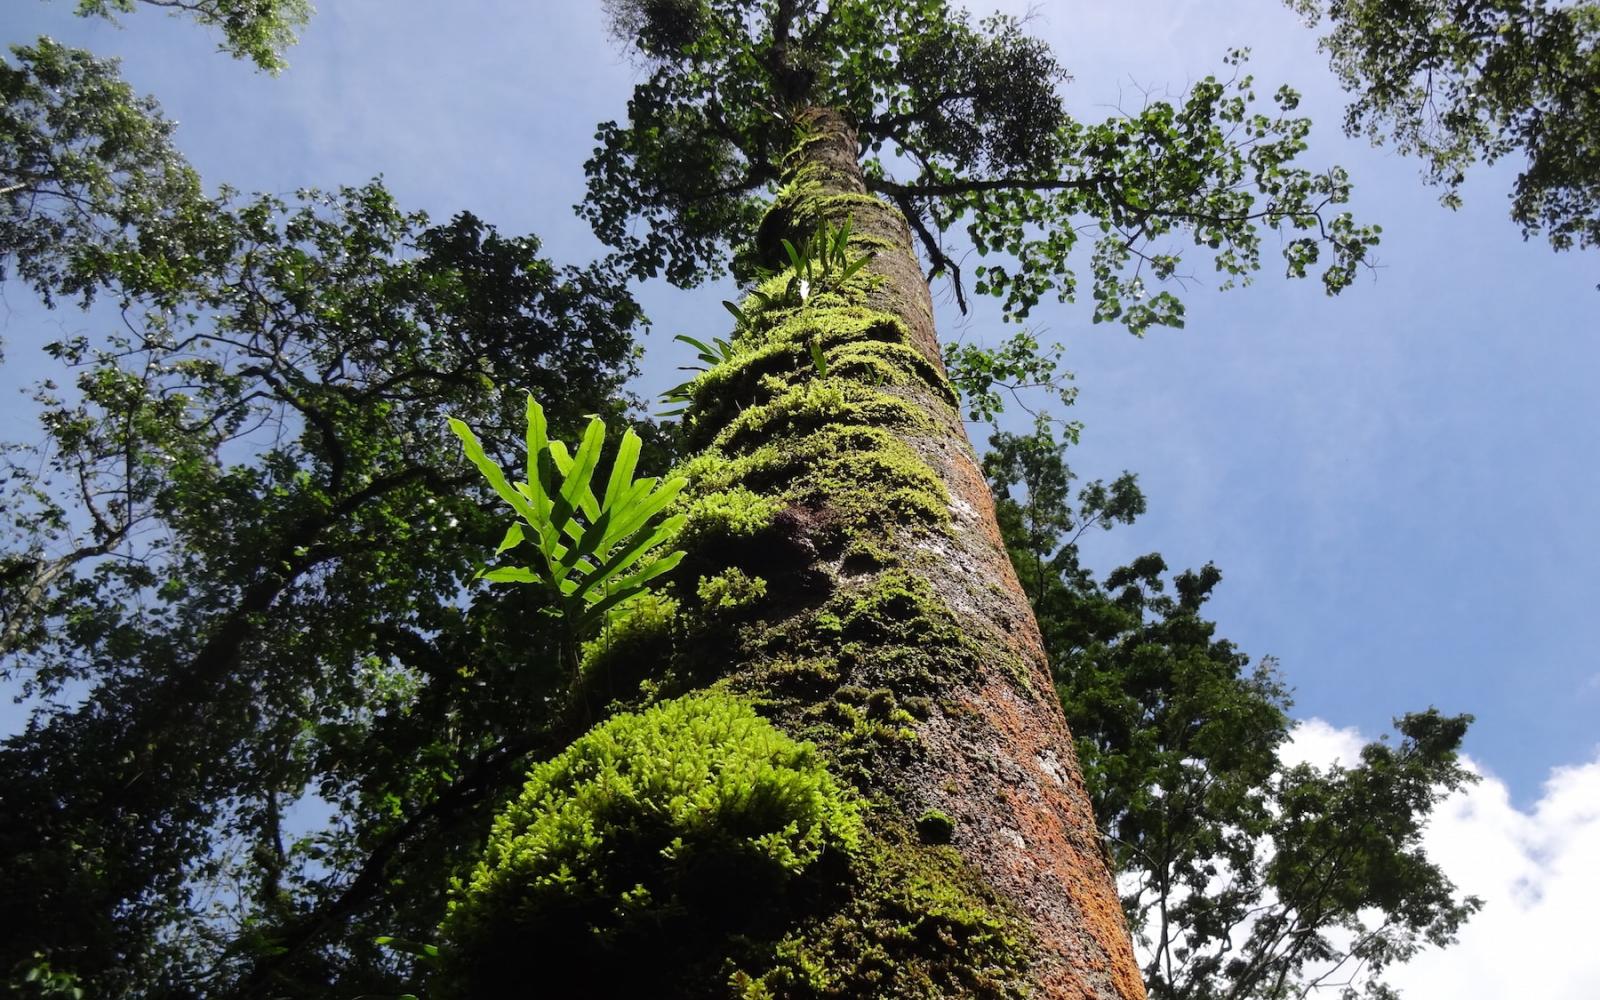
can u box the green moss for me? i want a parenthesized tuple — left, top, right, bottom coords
(679, 486, 780, 549)
(915, 810, 957, 845)
(810, 685, 919, 748)
(766, 184, 892, 244)
(751, 171, 902, 277)
(830, 571, 981, 696)
(438, 691, 861, 997)
(683, 305, 913, 444)
(754, 301, 905, 350)
(677, 425, 948, 545)
(715, 378, 931, 455)
(840, 537, 895, 573)
(847, 570, 1035, 694)
(727, 825, 1030, 999)
(842, 232, 900, 253)
(753, 304, 904, 357)
(840, 571, 958, 643)
(809, 698, 915, 748)
(825, 340, 959, 407)
(731, 574, 988, 781)
(760, 655, 842, 694)
(698, 567, 769, 613)
(579, 590, 680, 694)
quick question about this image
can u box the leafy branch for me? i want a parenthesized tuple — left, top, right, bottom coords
(943, 329, 1080, 434)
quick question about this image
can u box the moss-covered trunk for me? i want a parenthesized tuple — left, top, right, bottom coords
(442, 106, 1145, 999)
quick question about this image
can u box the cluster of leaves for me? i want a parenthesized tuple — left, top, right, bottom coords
(943, 331, 1078, 427)
(986, 422, 1481, 1000)
(586, 0, 1380, 334)
(69, 0, 313, 71)
(450, 398, 688, 653)
(1292, 0, 1600, 259)
(9, 954, 84, 1000)
(660, 332, 737, 414)
(1, 38, 204, 308)
(0, 167, 651, 996)
(958, 51, 1380, 330)
(437, 691, 861, 997)
(776, 216, 877, 304)
(662, 218, 871, 411)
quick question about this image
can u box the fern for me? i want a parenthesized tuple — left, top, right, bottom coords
(448, 395, 687, 639)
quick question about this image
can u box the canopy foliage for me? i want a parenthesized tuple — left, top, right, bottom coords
(1, 38, 203, 308)
(71, 0, 313, 70)
(588, 0, 1381, 333)
(0, 57, 650, 991)
(1293, 0, 1600, 262)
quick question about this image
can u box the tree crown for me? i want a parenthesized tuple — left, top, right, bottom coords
(588, 0, 1381, 333)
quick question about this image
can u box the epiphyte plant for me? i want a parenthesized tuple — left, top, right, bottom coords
(730, 218, 877, 326)
(448, 395, 687, 650)
(777, 217, 876, 307)
(659, 218, 870, 412)
(660, 333, 738, 415)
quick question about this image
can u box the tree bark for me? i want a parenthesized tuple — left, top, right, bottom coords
(674, 105, 1147, 998)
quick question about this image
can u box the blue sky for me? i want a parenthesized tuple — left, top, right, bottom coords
(4, 2, 1598, 989)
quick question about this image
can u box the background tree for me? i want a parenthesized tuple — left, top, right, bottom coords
(1, 38, 205, 309)
(1290, 0, 1600, 261)
(587, 0, 1381, 334)
(0, 127, 653, 995)
(68, 0, 312, 71)
(986, 420, 1481, 1000)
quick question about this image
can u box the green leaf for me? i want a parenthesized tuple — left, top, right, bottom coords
(577, 549, 687, 631)
(674, 333, 725, 367)
(480, 566, 541, 584)
(808, 337, 828, 378)
(448, 417, 536, 524)
(602, 428, 643, 510)
(571, 513, 688, 605)
(495, 521, 525, 556)
(523, 394, 551, 520)
(598, 475, 687, 551)
(839, 255, 872, 282)
(562, 419, 606, 521)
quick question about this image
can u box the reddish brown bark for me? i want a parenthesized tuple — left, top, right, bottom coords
(753, 106, 1146, 998)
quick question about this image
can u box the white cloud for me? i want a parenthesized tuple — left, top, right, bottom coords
(1286, 720, 1600, 1000)
(1280, 717, 1366, 769)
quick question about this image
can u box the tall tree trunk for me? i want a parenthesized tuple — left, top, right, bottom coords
(441, 106, 1147, 999)
(672, 106, 1146, 998)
